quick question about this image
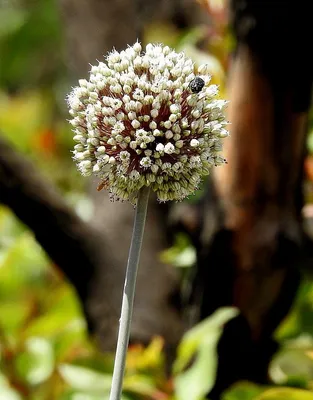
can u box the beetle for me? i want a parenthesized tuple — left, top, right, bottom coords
(189, 77, 205, 93)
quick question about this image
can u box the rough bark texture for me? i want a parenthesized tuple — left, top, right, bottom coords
(187, 1, 313, 398)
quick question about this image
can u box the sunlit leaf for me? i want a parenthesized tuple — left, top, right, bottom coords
(24, 313, 84, 340)
(173, 307, 238, 400)
(0, 232, 49, 294)
(0, 300, 32, 334)
(160, 233, 196, 268)
(269, 342, 313, 386)
(0, 206, 26, 247)
(307, 132, 313, 155)
(222, 381, 266, 400)
(123, 374, 158, 396)
(256, 387, 313, 400)
(58, 364, 112, 394)
(0, 0, 63, 89)
(0, 7, 28, 38)
(0, 373, 22, 400)
(14, 337, 55, 385)
(59, 390, 131, 400)
(126, 336, 165, 372)
(0, 387, 22, 400)
(23, 285, 86, 339)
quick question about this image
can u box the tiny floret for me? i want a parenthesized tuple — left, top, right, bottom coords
(67, 42, 229, 203)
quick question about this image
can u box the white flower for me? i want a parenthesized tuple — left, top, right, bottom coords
(67, 42, 229, 203)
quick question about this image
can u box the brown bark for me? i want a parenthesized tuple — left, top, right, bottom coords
(183, 1, 313, 398)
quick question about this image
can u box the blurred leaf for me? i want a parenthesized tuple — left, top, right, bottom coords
(58, 364, 112, 394)
(59, 390, 131, 400)
(269, 339, 313, 386)
(0, 373, 22, 400)
(24, 285, 85, 339)
(222, 381, 266, 400)
(0, 7, 28, 38)
(53, 323, 90, 363)
(0, 0, 63, 89)
(0, 206, 27, 247)
(0, 387, 22, 400)
(256, 387, 313, 400)
(0, 91, 52, 153)
(124, 374, 157, 396)
(275, 280, 313, 341)
(307, 132, 313, 155)
(160, 233, 196, 268)
(274, 308, 300, 341)
(127, 336, 165, 372)
(173, 307, 238, 400)
(0, 300, 32, 334)
(15, 337, 54, 385)
(0, 232, 49, 295)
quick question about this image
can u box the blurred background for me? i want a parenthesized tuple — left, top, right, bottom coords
(2, 0, 313, 399)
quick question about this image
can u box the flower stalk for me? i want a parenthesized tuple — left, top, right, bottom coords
(109, 186, 150, 400)
(67, 42, 230, 400)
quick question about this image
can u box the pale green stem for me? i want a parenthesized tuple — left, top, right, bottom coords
(109, 186, 150, 400)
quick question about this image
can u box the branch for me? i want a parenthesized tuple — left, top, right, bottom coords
(0, 135, 102, 303)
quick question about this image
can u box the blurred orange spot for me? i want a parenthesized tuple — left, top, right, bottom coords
(33, 128, 57, 154)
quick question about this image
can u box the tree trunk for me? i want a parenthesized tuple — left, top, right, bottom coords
(190, 1, 313, 398)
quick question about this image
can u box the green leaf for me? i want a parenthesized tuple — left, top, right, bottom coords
(0, 373, 22, 400)
(269, 346, 313, 386)
(222, 381, 266, 400)
(0, 300, 32, 334)
(14, 337, 55, 385)
(0, 7, 28, 38)
(58, 364, 112, 394)
(24, 285, 86, 340)
(256, 387, 313, 400)
(160, 233, 196, 268)
(0, 232, 49, 295)
(0, 387, 22, 400)
(123, 374, 157, 396)
(307, 132, 313, 154)
(174, 307, 238, 400)
(59, 390, 131, 400)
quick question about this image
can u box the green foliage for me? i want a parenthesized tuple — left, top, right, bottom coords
(0, 206, 171, 399)
(0, 0, 64, 91)
(256, 387, 313, 400)
(222, 382, 266, 400)
(173, 308, 238, 400)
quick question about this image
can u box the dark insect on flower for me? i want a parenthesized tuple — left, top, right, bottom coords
(189, 77, 205, 93)
(67, 43, 229, 203)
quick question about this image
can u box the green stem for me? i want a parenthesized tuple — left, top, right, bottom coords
(109, 186, 150, 400)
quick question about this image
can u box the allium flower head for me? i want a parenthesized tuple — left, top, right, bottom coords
(67, 42, 229, 203)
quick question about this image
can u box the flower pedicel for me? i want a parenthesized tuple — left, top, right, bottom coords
(68, 42, 229, 204)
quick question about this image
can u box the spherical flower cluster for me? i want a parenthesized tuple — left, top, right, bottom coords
(67, 42, 229, 203)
